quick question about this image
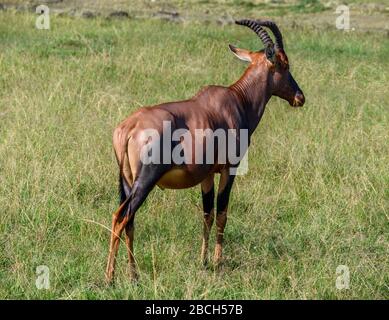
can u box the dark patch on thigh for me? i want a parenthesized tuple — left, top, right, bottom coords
(119, 175, 132, 204)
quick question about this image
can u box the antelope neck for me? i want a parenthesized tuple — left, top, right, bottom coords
(230, 63, 272, 133)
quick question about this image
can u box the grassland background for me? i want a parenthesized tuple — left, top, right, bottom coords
(0, 1, 388, 299)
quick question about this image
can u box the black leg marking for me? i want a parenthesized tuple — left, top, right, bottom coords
(202, 188, 215, 214)
(217, 174, 235, 214)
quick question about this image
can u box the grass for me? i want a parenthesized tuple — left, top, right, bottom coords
(0, 10, 388, 299)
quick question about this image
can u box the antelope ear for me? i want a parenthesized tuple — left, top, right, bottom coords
(229, 44, 252, 63)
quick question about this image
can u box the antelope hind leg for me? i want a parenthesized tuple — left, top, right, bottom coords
(105, 198, 130, 284)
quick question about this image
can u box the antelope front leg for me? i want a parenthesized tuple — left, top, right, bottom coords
(214, 170, 235, 266)
(200, 174, 215, 265)
(201, 209, 215, 265)
(214, 211, 227, 265)
(105, 201, 130, 284)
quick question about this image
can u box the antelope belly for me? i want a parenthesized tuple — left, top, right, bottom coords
(157, 168, 202, 189)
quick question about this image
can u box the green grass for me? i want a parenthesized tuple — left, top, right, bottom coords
(0, 11, 388, 299)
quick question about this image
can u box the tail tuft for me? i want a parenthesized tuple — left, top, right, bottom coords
(119, 175, 126, 205)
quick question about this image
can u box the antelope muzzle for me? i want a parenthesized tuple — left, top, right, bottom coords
(292, 90, 305, 107)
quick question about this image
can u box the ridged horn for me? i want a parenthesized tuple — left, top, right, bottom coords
(256, 19, 284, 50)
(235, 19, 274, 48)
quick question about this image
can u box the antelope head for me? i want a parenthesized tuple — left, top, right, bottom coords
(230, 19, 305, 107)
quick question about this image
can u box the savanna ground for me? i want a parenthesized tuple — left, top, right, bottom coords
(0, 0, 388, 299)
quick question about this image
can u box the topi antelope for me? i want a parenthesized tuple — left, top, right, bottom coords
(106, 19, 305, 283)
